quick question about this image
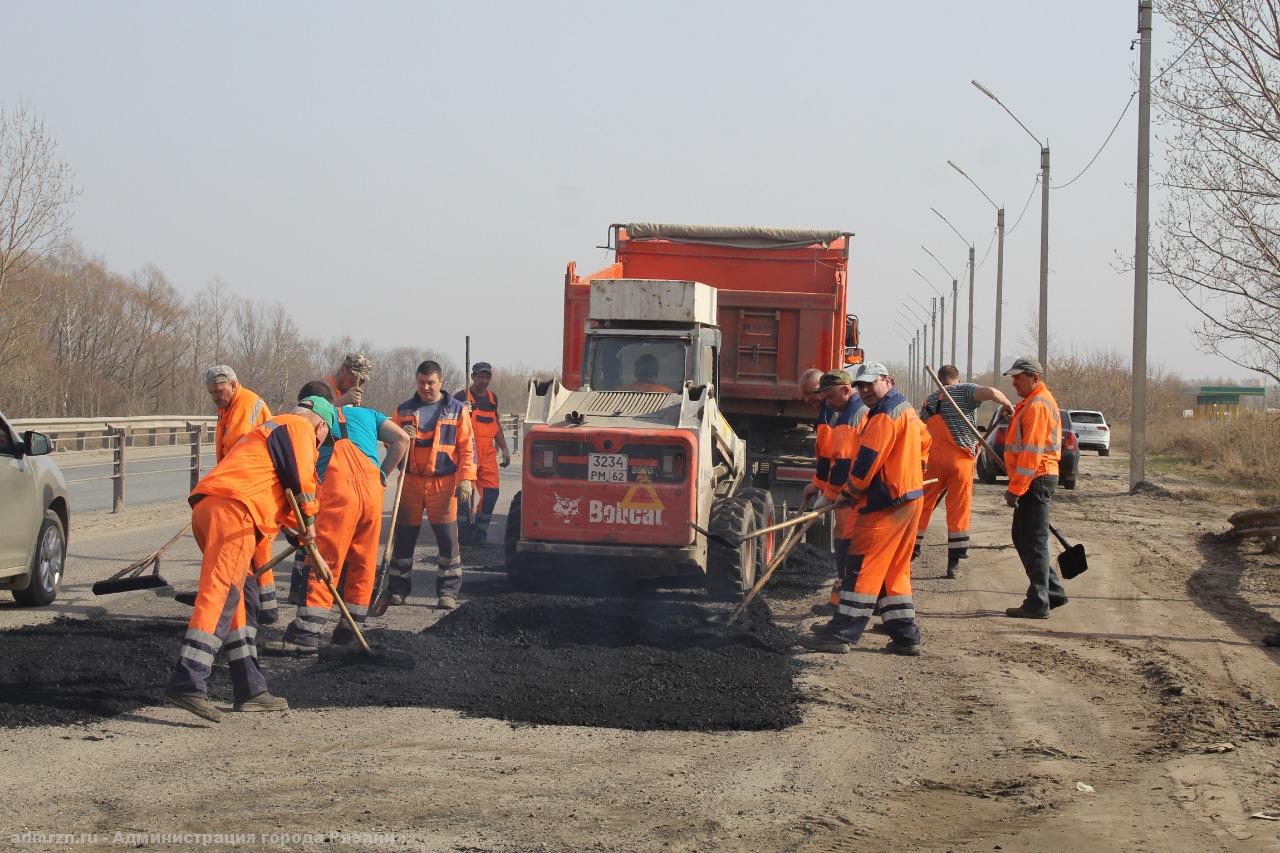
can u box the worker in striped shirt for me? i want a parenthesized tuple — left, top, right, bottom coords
(915, 365, 1015, 578)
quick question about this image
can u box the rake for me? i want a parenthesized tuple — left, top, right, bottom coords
(91, 522, 190, 595)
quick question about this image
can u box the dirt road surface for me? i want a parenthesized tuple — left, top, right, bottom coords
(1, 452, 1278, 851)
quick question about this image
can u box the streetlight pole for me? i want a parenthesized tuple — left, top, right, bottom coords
(905, 290, 936, 368)
(1131, 0, 1152, 491)
(973, 79, 1050, 367)
(931, 209, 975, 379)
(912, 268, 945, 371)
(921, 247, 957, 370)
(948, 159, 1005, 382)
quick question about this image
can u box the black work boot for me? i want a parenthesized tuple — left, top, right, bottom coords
(945, 555, 962, 579)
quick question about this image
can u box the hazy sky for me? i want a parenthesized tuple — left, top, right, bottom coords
(4, 2, 1247, 381)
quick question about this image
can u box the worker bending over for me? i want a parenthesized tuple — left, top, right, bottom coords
(803, 362, 930, 656)
(382, 360, 476, 611)
(164, 397, 336, 723)
(205, 364, 281, 624)
(279, 395, 409, 653)
(915, 365, 1014, 578)
(458, 361, 511, 546)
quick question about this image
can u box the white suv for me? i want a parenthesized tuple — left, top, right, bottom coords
(1069, 410, 1111, 456)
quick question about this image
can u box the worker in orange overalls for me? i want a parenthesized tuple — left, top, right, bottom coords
(914, 364, 1015, 578)
(164, 397, 335, 723)
(801, 370, 865, 614)
(1000, 356, 1066, 619)
(622, 353, 675, 393)
(802, 362, 931, 656)
(205, 364, 281, 624)
(458, 361, 511, 546)
(380, 359, 476, 611)
(287, 354, 374, 605)
(277, 402, 410, 653)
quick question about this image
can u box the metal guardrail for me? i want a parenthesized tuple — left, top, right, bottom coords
(12, 413, 522, 513)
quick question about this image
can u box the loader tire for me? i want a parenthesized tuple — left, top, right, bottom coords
(705, 495, 759, 601)
(738, 487, 777, 567)
(504, 492, 536, 591)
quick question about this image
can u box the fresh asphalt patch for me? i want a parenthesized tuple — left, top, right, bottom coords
(0, 586, 815, 732)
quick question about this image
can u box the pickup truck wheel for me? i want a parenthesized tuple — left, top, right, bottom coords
(1099, 447, 1110, 457)
(706, 496, 759, 601)
(978, 456, 998, 485)
(14, 510, 65, 607)
(503, 492, 537, 591)
(738, 488, 776, 567)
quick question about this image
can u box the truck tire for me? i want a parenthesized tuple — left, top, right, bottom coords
(738, 487, 777, 567)
(503, 492, 536, 591)
(706, 495, 759, 601)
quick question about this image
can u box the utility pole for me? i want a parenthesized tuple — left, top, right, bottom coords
(995, 207, 1005, 382)
(1039, 145, 1050, 367)
(931, 298, 938, 370)
(1131, 0, 1152, 491)
(966, 246, 975, 380)
(951, 277, 959, 368)
(939, 295, 946, 368)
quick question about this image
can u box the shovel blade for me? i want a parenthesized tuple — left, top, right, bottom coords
(92, 573, 170, 596)
(1058, 544, 1088, 579)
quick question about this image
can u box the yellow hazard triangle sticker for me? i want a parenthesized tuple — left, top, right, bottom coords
(621, 483, 665, 511)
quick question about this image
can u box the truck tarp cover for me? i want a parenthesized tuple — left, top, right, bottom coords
(623, 223, 847, 249)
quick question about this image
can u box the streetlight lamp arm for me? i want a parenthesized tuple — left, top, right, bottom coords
(911, 268, 944, 297)
(948, 160, 1000, 212)
(921, 245, 955, 280)
(931, 207, 972, 248)
(971, 79, 1043, 148)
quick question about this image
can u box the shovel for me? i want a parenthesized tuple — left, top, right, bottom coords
(172, 544, 300, 607)
(91, 522, 190, 595)
(368, 448, 411, 618)
(285, 489, 415, 670)
(924, 365, 1088, 579)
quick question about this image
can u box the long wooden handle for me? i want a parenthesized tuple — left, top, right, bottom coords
(740, 503, 838, 542)
(285, 488, 373, 656)
(378, 449, 411, 569)
(252, 544, 299, 578)
(726, 516, 817, 624)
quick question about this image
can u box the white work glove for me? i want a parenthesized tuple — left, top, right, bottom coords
(500, 449, 511, 468)
(813, 493, 834, 510)
(457, 479, 474, 502)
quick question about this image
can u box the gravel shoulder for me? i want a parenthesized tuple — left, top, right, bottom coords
(1, 453, 1278, 851)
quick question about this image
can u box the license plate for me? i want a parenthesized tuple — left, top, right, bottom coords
(588, 453, 628, 483)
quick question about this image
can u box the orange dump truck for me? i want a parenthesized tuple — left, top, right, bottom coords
(508, 224, 861, 595)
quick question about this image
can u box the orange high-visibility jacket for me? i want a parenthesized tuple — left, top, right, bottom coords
(841, 390, 931, 513)
(192, 413, 321, 533)
(395, 391, 477, 480)
(1003, 383, 1061, 496)
(215, 386, 271, 462)
(813, 399, 867, 500)
(465, 388, 501, 443)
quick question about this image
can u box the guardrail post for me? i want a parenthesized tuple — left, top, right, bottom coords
(188, 421, 202, 490)
(511, 417, 520, 452)
(110, 426, 125, 513)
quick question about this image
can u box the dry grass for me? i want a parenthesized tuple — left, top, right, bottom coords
(1139, 413, 1280, 496)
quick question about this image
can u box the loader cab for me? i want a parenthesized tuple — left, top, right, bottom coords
(582, 327, 721, 395)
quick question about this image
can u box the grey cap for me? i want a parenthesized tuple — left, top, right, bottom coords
(342, 353, 374, 379)
(1003, 355, 1044, 376)
(204, 364, 237, 384)
(471, 361, 493, 375)
(853, 361, 890, 384)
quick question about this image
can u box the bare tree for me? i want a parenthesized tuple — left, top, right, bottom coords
(1153, 0, 1280, 381)
(0, 101, 76, 303)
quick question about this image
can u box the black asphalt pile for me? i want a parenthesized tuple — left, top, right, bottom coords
(280, 592, 800, 731)
(0, 618, 181, 728)
(0, 594, 801, 732)
(763, 543, 835, 599)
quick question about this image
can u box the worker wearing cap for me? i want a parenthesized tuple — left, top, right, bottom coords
(458, 362, 511, 546)
(915, 365, 1015, 579)
(325, 353, 373, 407)
(205, 364, 281, 624)
(164, 398, 335, 723)
(1001, 356, 1066, 618)
(801, 370, 867, 614)
(278, 397, 410, 653)
(803, 362, 930, 656)
(381, 359, 476, 611)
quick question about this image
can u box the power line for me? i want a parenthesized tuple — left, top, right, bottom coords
(1051, 90, 1138, 190)
(1005, 174, 1040, 236)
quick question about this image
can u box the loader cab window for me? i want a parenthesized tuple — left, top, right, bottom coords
(588, 338, 688, 393)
